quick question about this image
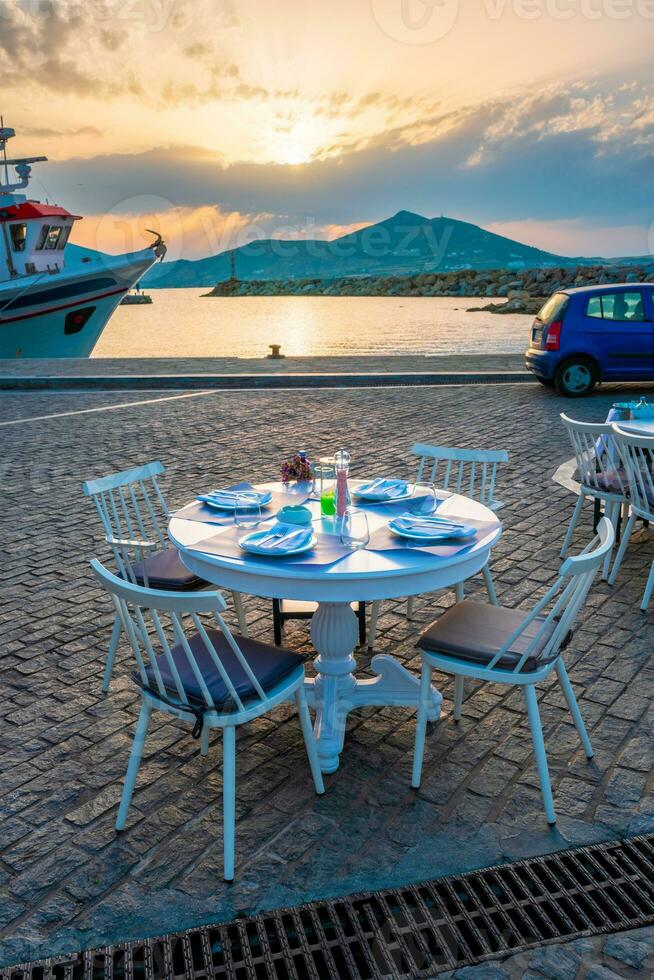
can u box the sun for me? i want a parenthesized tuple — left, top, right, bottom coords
(266, 117, 325, 166)
(279, 144, 312, 166)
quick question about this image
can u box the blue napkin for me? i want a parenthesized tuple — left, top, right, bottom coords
(197, 482, 272, 508)
(355, 478, 409, 500)
(240, 522, 313, 555)
(390, 514, 475, 539)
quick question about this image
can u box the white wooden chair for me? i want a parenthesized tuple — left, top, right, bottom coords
(90, 559, 324, 881)
(608, 425, 654, 608)
(411, 518, 614, 825)
(83, 461, 248, 692)
(559, 414, 628, 580)
(368, 443, 509, 648)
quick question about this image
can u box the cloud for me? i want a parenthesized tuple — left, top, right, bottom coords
(0, 1, 129, 96)
(0, 0, 242, 104)
(69, 203, 367, 260)
(486, 219, 652, 259)
(24, 65, 653, 257)
(71, 203, 263, 260)
(21, 125, 103, 139)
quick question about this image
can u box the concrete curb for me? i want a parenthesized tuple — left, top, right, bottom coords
(0, 371, 533, 392)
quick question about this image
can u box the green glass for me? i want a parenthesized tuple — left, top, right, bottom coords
(320, 489, 336, 516)
(314, 458, 336, 517)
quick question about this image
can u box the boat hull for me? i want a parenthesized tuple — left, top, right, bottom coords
(0, 247, 159, 357)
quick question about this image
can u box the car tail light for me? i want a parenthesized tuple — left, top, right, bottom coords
(545, 321, 563, 350)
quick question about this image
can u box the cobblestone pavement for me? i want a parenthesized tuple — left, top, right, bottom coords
(1, 382, 653, 968)
(441, 925, 654, 978)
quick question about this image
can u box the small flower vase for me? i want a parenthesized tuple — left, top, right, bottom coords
(280, 451, 313, 485)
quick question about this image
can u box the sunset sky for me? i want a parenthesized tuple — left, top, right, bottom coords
(4, 0, 653, 260)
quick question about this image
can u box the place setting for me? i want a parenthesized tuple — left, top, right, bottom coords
(171, 481, 312, 526)
(181, 457, 493, 569)
(185, 484, 357, 568)
(363, 479, 495, 557)
(352, 477, 413, 504)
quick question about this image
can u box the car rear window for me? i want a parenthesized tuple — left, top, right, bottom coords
(536, 292, 568, 324)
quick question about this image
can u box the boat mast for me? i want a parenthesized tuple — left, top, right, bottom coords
(1, 116, 8, 187)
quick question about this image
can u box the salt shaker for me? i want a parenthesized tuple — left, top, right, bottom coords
(334, 449, 351, 517)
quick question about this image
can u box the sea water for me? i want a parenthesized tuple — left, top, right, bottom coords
(93, 290, 530, 358)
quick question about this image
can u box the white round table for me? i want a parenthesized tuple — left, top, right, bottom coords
(169, 485, 502, 773)
(615, 419, 654, 436)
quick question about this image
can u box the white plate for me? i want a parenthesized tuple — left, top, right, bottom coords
(238, 528, 316, 556)
(389, 520, 476, 541)
(198, 490, 273, 511)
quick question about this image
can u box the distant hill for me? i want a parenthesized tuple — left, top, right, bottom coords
(142, 211, 586, 288)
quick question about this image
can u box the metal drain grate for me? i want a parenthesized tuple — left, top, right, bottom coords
(3, 834, 654, 980)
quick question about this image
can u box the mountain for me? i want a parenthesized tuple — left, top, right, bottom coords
(141, 211, 584, 288)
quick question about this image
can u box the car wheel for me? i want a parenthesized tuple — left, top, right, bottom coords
(554, 359, 597, 397)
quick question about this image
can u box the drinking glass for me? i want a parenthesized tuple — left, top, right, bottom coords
(339, 508, 370, 550)
(409, 481, 437, 517)
(314, 459, 336, 517)
(234, 491, 262, 529)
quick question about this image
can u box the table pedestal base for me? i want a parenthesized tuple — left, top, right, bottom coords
(304, 601, 442, 773)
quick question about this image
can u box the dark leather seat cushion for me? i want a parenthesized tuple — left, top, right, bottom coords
(132, 547, 207, 591)
(592, 468, 628, 495)
(140, 629, 304, 710)
(417, 600, 560, 673)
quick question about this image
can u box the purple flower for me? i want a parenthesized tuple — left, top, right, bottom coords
(280, 453, 313, 483)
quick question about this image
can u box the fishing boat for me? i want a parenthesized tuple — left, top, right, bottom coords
(120, 283, 153, 305)
(0, 124, 165, 358)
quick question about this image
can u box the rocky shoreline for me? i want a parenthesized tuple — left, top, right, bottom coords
(204, 261, 654, 313)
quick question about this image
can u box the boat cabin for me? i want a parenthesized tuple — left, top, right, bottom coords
(0, 201, 80, 282)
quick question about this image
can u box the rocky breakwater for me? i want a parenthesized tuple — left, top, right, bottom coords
(204, 261, 654, 314)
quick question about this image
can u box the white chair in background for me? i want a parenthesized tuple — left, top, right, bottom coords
(559, 414, 628, 579)
(368, 443, 509, 648)
(83, 460, 248, 691)
(90, 559, 324, 881)
(411, 518, 614, 825)
(608, 425, 654, 609)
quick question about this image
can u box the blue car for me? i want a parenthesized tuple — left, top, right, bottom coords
(525, 283, 654, 396)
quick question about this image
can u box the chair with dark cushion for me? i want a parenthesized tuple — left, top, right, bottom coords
(131, 546, 206, 591)
(91, 558, 324, 882)
(417, 601, 564, 673)
(609, 425, 654, 608)
(559, 414, 628, 579)
(411, 519, 614, 826)
(369, 442, 509, 648)
(140, 628, 305, 709)
(83, 460, 248, 691)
